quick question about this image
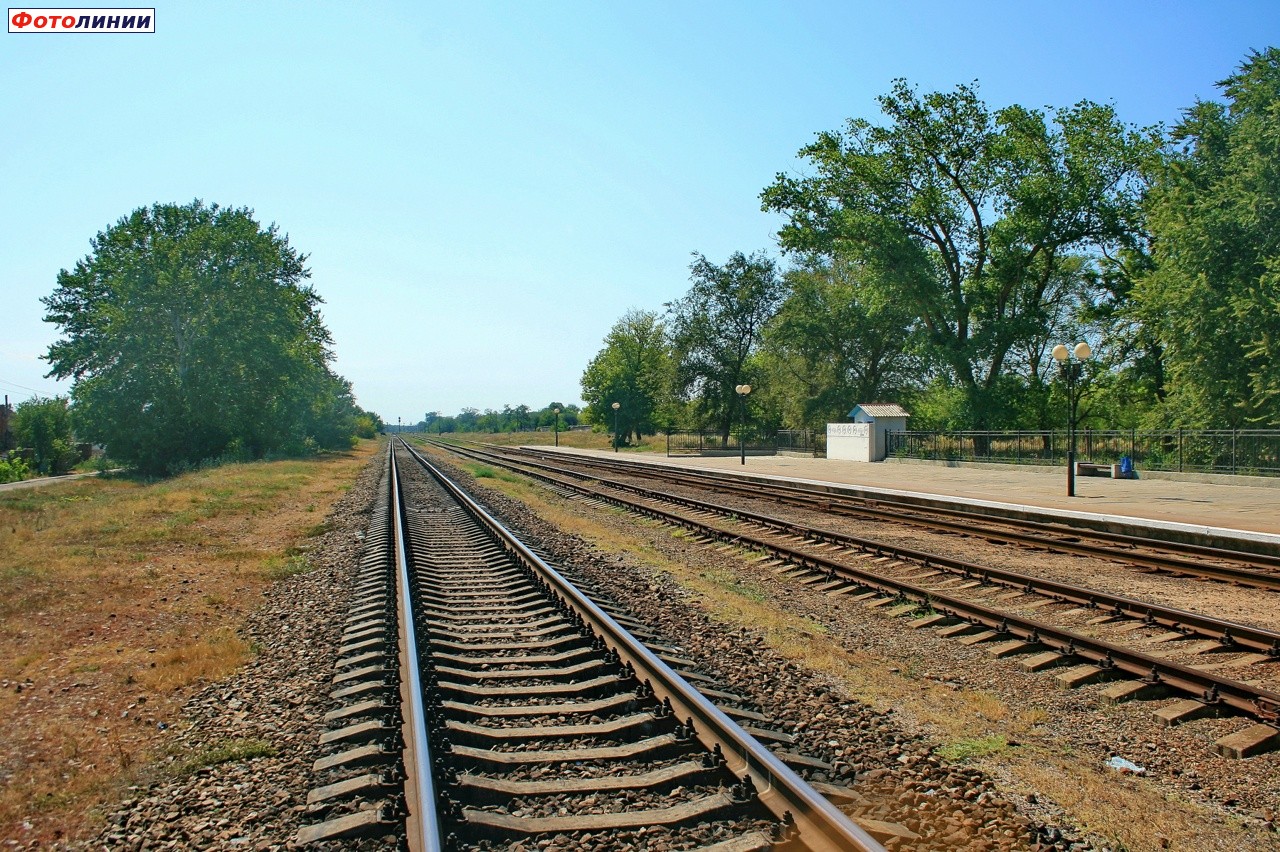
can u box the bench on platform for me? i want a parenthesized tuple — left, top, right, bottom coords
(1076, 461, 1124, 478)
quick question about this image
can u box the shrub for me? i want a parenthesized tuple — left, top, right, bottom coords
(0, 455, 31, 483)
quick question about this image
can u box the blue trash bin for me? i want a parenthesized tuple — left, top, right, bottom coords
(1119, 456, 1136, 479)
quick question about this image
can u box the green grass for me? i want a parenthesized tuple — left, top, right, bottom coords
(461, 462, 524, 484)
(172, 738, 277, 776)
(700, 566, 769, 602)
(260, 554, 310, 580)
(1, 490, 97, 514)
(301, 521, 331, 537)
(0, 564, 36, 582)
(936, 734, 1009, 762)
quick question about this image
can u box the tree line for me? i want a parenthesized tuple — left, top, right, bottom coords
(580, 48, 1280, 442)
(411, 404, 582, 435)
(27, 200, 383, 477)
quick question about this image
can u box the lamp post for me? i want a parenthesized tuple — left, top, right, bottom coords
(553, 407, 560, 447)
(734, 384, 752, 465)
(1052, 341, 1092, 497)
(611, 402, 621, 453)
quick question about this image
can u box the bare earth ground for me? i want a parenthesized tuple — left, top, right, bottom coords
(0, 440, 379, 847)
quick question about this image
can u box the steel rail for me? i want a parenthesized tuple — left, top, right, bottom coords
(437, 441, 1280, 657)
(503, 445, 1280, 587)
(398, 439, 883, 852)
(426, 440, 1280, 723)
(389, 446, 444, 852)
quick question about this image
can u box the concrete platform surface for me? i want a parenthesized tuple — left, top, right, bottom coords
(536, 448, 1280, 540)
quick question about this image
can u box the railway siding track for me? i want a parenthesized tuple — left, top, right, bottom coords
(295, 443, 885, 850)
(507, 446, 1280, 588)
(429, 441, 1280, 757)
(486, 447, 1280, 657)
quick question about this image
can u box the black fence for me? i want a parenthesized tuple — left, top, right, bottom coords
(886, 429, 1280, 476)
(776, 429, 825, 456)
(666, 431, 777, 456)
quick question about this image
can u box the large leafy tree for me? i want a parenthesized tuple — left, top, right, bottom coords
(43, 200, 354, 474)
(760, 256, 917, 430)
(762, 80, 1156, 426)
(581, 309, 674, 442)
(668, 251, 785, 439)
(1132, 48, 1280, 426)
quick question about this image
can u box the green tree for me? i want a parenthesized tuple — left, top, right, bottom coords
(1133, 48, 1280, 426)
(354, 414, 379, 439)
(12, 396, 78, 475)
(762, 80, 1156, 427)
(761, 256, 917, 430)
(668, 252, 785, 439)
(581, 309, 674, 443)
(288, 369, 362, 452)
(42, 200, 353, 474)
(455, 408, 480, 432)
(537, 403, 579, 430)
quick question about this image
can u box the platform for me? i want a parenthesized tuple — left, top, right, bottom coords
(535, 447, 1280, 551)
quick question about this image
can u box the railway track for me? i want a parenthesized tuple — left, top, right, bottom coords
(438, 443, 1280, 656)
(499, 445, 1280, 590)
(295, 442, 883, 850)
(423, 440, 1280, 753)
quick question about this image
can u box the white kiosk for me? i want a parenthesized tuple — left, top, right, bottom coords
(826, 403, 910, 462)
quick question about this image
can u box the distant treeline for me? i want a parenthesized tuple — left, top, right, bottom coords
(409, 404, 582, 435)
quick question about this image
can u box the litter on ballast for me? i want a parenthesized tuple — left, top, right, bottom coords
(1106, 755, 1146, 775)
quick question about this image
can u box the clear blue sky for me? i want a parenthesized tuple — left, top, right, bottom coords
(3, 1, 1275, 424)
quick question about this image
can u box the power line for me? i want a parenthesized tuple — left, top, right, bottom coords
(0, 376, 64, 397)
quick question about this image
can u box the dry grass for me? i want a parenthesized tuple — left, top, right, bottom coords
(432, 447, 1267, 852)
(0, 440, 378, 845)
(135, 628, 251, 693)
(1013, 755, 1241, 851)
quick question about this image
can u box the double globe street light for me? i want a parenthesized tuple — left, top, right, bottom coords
(1052, 341, 1092, 497)
(734, 384, 752, 465)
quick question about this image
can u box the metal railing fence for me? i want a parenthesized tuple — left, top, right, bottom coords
(886, 429, 1280, 476)
(776, 429, 825, 455)
(666, 431, 777, 456)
